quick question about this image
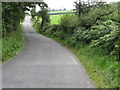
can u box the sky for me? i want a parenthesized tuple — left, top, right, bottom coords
(36, 0, 119, 11)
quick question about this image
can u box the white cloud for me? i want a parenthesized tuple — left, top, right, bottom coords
(44, 0, 76, 10)
(43, 0, 119, 10)
(36, 4, 41, 12)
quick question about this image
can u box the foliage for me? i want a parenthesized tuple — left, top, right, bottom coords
(31, 7, 37, 19)
(2, 25, 23, 62)
(72, 44, 119, 88)
(78, 3, 115, 28)
(2, 2, 49, 63)
(33, 1, 119, 59)
(31, 4, 50, 30)
(91, 20, 119, 53)
(74, 27, 89, 43)
(74, 20, 118, 44)
(59, 14, 78, 27)
(74, 0, 91, 16)
(32, 1, 119, 88)
(59, 14, 79, 35)
(101, 11, 120, 22)
(37, 8, 50, 28)
(2, 2, 47, 36)
(0, 39, 2, 64)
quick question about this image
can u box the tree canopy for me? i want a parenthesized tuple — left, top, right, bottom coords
(2, 2, 48, 36)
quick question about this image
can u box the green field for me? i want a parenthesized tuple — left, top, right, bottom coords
(48, 10, 76, 14)
(33, 11, 75, 25)
(49, 10, 75, 24)
(33, 14, 62, 25)
(50, 14, 63, 24)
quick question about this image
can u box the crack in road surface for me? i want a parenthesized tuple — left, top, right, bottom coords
(2, 16, 95, 88)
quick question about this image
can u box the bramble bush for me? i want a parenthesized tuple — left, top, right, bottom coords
(91, 25, 120, 55)
(59, 14, 79, 34)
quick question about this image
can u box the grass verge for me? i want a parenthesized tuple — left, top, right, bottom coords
(0, 39, 2, 64)
(2, 25, 24, 63)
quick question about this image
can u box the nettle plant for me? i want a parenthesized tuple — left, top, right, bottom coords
(88, 20, 117, 41)
(91, 20, 119, 59)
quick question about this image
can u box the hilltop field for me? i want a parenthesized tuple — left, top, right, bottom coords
(48, 10, 76, 24)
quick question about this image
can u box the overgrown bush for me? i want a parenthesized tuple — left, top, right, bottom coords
(73, 27, 89, 43)
(79, 4, 115, 28)
(101, 11, 119, 22)
(91, 26, 120, 55)
(2, 25, 24, 62)
(88, 20, 118, 41)
(59, 14, 79, 34)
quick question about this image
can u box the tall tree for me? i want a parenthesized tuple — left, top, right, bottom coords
(2, 2, 48, 36)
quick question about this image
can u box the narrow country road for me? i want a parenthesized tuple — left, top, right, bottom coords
(2, 16, 95, 88)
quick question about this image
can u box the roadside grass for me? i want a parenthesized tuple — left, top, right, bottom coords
(70, 45, 118, 88)
(2, 25, 24, 63)
(0, 39, 2, 64)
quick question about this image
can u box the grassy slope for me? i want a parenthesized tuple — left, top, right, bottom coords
(2, 25, 24, 63)
(70, 45, 118, 88)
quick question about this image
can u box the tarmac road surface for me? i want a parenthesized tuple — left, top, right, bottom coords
(2, 16, 95, 88)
